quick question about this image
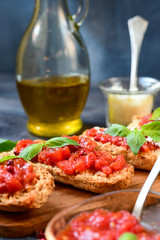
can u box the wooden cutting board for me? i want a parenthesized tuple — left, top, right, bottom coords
(0, 170, 160, 238)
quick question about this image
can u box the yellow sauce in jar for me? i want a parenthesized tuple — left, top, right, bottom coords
(108, 93, 153, 126)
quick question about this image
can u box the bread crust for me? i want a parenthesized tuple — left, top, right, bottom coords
(0, 152, 55, 212)
(37, 163, 134, 194)
(82, 128, 160, 171)
(126, 149, 160, 171)
(127, 115, 143, 129)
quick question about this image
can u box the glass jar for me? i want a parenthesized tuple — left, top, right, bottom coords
(99, 77, 160, 126)
(16, 0, 90, 137)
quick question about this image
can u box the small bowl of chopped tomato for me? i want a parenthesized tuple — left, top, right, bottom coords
(45, 189, 160, 240)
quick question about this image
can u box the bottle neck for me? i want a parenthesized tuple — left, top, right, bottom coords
(34, 0, 69, 17)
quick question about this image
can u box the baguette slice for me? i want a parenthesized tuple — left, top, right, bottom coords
(97, 141, 160, 171)
(12, 137, 134, 194)
(82, 127, 160, 171)
(125, 148, 160, 171)
(36, 163, 134, 194)
(127, 115, 144, 129)
(0, 152, 55, 212)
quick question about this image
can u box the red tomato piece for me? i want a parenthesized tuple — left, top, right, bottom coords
(67, 135, 97, 151)
(110, 155, 126, 172)
(74, 156, 86, 173)
(14, 139, 34, 155)
(0, 159, 36, 194)
(84, 152, 97, 168)
(94, 157, 109, 171)
(85, 127, 98, 137)
(57, 159, 75, 175)
(140, 143, 150, 152)
(139, 113, 153, 126)
(0, 168, 22, 193)
(38, 146, 71, 165)
(101, 165, 112, 175)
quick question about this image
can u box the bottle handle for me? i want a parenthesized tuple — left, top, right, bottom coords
(71, 0, 89, 27)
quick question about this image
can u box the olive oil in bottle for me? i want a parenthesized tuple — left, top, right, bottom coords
(17, 75, 89, 137)
(16, 0, 90, 137)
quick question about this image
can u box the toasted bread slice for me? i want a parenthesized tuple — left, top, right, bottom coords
(36, 163, 134, 194)
(125, 149, 160, 171)
(82, 127, 160, 171)
(0, 152, 54, 212)
(98, 141, 160, 171)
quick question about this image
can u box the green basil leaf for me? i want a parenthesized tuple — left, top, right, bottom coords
(0, 139, 17, 153)
(126, 129, 146, 155)
(118, 232, 137, 240)
(0, 155, 18, 163)
(45, 137, 80, 148)
(141, 121, 160, 142)
(150, 107, 160, 120)
(19, 143, 43, 161)
(104, 124, 130, 137)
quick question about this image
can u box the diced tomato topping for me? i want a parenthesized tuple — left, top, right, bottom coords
(63, 135, 97, 151)
(0, 168, 22, 193)
(0, 158, 36, 194)
(110, 155, 126, 171)
(86, 128, 129, 148)
(94, 151, 114, 164)
(57, 150, 127, 175)
(57, 159, 75, 175)
(85, 127, 98, 137)
(140, 143, 150, 152)
(38, 145, 128, 175)
(101, 166, 113, 175)
(74, 156, 86, 173)
(140, 142, 158, 152)
(38, 146, 71, 166)
(84, 152, 96, 169)
(85, 128, 104, 137)
(14, 139, 34, 155)
(78, 136, 97, 151)
(13, 136, 128, 176)
(94, 151, 115, 175)
(56, 209, 160, 240)
(86, 127, 159, 153)
(139, 113, 153, 126)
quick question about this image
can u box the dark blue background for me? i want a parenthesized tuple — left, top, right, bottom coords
(0, 0, 160, 85)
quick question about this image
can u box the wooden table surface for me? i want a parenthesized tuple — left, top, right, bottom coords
(0, 74, 160, 240)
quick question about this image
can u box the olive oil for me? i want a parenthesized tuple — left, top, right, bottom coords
(17, 75, 89, 137)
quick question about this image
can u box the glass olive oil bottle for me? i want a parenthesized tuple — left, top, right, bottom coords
(16, 0, 90, 137)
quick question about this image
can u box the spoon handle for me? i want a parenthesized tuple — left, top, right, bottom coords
(132, 155, 160, 220)
(128, 16, 148, 91)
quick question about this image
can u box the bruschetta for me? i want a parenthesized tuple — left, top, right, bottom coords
(128, 107, 160, 129)
(0, 152, 54, 212)
(82, 127, 160, 171)
(11, 136, 134, 194)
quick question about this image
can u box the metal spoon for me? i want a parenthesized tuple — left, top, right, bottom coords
(132, 155, 160, 230)
(128, 16, 148, 91)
